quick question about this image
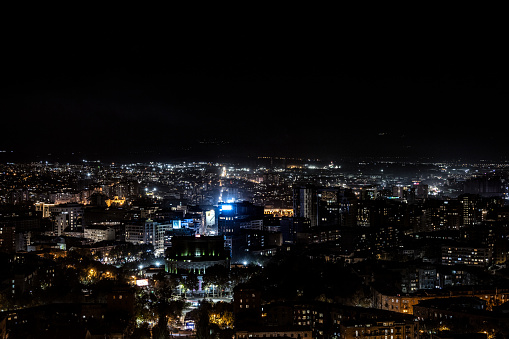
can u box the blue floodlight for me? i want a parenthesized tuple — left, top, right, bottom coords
(221, 204, 233, 211)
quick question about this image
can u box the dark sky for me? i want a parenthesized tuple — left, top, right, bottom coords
(2, 16, 508, 163)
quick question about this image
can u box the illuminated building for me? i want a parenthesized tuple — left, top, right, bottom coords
(373, 286, 509, 314)
(49, 203, 84, 235)
(293, 186, 317, 227)
(242, 228, 282, 256)
(441, 244, 491, 266)
(339, 320, 418, 339)
(105, 196, 126, 207)
(459, 194, 480, 227)
(125, 219, 172, 256)
(165, 235, 230, 275)
(0, 224, 15, 253)
(235, 328, 312, 339)
(34, 202, 55, 218)
(264, 208, 294, 218)
(413, 297, 509, 334)
(186, 205, 217, 235)
(233, 283, 263, 330)
(233, 285, 262, 315)
(218, 202, 264, 261)
(83, 225, 115, 243)
(293, 186, 355, 228)
(218, 202, 257, 233)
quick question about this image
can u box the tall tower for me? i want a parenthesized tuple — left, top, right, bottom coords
(293, 186, 317, 227)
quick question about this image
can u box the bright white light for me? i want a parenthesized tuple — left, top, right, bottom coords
(155, 262, 160, 267)
(139, 265, 143, 270)
(221, 204, 233, 211)
(136, 279, 149, 286)
(243, 261, 247, 265)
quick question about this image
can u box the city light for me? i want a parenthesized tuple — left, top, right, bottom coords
(1, 158, 508, 336)
(136, 279, 149, 287)
(4, 20, 508, 338)
(221, 204, 233, 211)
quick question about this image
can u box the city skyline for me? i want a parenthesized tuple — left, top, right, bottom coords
(2, 19, 508, 164)
(2, 14, 509, 338)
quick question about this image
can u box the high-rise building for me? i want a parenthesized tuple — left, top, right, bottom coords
(217, 201, 264, 261)
(293, 186, 355, 228)
(125, 219, 172, 256)
(49, 203, 84, 235)
(217, 202, 264, 236)
(459, 194, 480, 227)
(0, 224, 15, 253)
(293, 186, 317, 227)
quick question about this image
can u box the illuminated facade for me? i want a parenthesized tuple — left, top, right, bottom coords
(339, 320, 418, 339)
(264, 208, 294, 217)
(105, 196, 126, 207)
(293, 186, 355, 228)
(373, 287, 509, 314)
(235, 329, 312, 339)
(34, 202, 55, 218)
(293, 186, 317, 227)
(218, 202, 264, 235)
(84, 225, 115, 243)
(49, 203, 84, 235)
(165, 235, 230, 274)
(441, 245, 491, 266)
(125, 219, 172, 256)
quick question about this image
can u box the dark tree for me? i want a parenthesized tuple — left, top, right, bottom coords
(130, 323, 151, 339)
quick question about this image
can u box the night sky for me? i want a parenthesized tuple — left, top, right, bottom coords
(2, 16, 508, 163)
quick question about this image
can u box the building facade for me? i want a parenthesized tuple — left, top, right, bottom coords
(125, 219, 172, 256)
(84, 225, 115, 243)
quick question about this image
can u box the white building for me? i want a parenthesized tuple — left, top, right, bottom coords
(125, 219, 172, 256)
(84, 226, 116, 243)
